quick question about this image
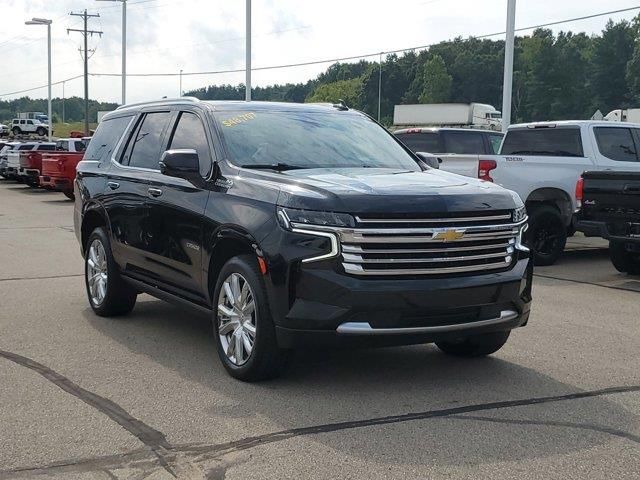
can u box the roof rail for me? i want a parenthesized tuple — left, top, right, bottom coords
(116, 96, 200, 110)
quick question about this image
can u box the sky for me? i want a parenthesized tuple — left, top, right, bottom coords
(0, 0, 639, 104)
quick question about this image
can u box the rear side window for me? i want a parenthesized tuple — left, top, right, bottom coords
(594, 127, 638, 162)
(56, 140, 69, 151)
(501, 128, 584, 157)
(124, 112, 173, 170)
(17, 145, 33, 151)
(487, 133, 504, 154)
(441, 131, 485, 154)
(37, 144, 56, 151)
(84, 115, 134, 162)
(396, 132, 440, 153)
(168, 112, 212, 176)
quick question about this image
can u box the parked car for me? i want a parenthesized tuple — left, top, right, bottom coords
(0, 123, 10, 137)
(6, 142, 55, 181)
(0, 142, 20, 177)
(18, 143, 57, 186)
(577, 171, 640, 274)
(394, 127, 504, 178)
(40, 138, 91, 199)
(11, 118, 50, 137)
(74, 99, 532, 381)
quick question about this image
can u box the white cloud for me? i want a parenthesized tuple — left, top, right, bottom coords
(0, 0, 638, 103)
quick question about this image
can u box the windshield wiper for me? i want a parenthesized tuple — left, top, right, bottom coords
(240, 163, 308, 171)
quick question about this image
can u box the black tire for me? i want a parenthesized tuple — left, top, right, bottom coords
(527, 205, 567, 266)
(436, 331, 511, 357)
(12, 127, 21, 136)
(63, 190, 75, 201)
(36, 127, 46, 136)
(609, 241, 640, 275)
(212, 254, 289, 381)
(84, 227, 137, 317)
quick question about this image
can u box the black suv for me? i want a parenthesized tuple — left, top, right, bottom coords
(74, 98, 532, 381)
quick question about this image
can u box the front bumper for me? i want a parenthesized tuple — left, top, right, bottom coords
(273, 257, 533, 348)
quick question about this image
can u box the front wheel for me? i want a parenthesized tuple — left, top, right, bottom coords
(436, 331, 510, 357)
(85, 227, 137, 317)
(63, 190, 75, 201)
(213, 255, 289, 381)
(609, 241, 640, 275)
(527, 205, 567, 266)
(12, 127, 21, 136)
(36, 127, 46, 136)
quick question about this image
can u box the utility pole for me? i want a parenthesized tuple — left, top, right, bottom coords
(96, 0, 126, 104)
(378, 52, 383, 122)
(245, 0, 251, 101)
(68, 10, 102, 136)
(501, 0, 516, 132)
(179, 69, 183, 97)
(62, 81, 65, 124)
(25, 18, 52, 141)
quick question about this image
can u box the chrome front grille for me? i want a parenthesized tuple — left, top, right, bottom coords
(339, 212, 525, 276)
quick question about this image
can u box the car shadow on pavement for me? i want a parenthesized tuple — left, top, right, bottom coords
(84, 299, 640, 469)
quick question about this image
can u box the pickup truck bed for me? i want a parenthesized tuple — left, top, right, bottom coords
(579, 170, 640, 274)
(39, 152, 84, 199)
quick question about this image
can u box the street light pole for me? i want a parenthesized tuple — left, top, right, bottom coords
(25, 18, 53, 142)
(501, 0, 516, 132)
(179, 69, 183, 97)
(245, 0, 251, 102)
(378, 52, 383, 122)
(97, 0, 126, 104)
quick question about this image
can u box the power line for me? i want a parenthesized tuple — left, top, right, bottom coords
(2, 5, 639, 96)
(0, 75, 83, 97)
(90, 5, 640, 78)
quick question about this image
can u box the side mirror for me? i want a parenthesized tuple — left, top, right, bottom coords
(159, 149, 202, 184)
(415, 151, 440, 169)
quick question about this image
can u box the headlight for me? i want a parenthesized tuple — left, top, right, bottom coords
(512, 206, 527, 223)
(277, 207, 355, 230)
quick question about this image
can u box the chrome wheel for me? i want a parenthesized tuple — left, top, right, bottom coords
(86, 239, 108, 306)
(217, 273, 256, 366)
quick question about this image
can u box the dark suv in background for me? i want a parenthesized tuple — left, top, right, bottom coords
(74, 98, 532, 381)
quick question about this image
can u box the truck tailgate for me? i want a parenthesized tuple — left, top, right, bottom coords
(437, 153, 479, 178)
(582, 171, 640, 224)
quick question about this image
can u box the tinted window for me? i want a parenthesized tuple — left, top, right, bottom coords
(27, 120, 33, 125)
(126, 112, 173, 170)
(37, 144, 56, 151)
(17, 144, 33, 151)
(56, 140, 69, 151)
(219, 111, 420, 171)
(84, 115, 134, 162)
(441, 131, 485, 154)
(395, 132, 440, 153)
(501, 128, 584, 157)
(75, 140, 87, 152)
(594, 127, 638, 162)
(487, 133, 504, 154)
(168, 112, 212, 176)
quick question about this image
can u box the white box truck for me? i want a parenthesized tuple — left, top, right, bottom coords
(604, 108, 640, 123)
(393, 103, 502, 130)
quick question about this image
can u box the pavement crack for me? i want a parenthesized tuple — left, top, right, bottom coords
(448, 414, 640, 444)
(0, 273, 83, 282)
(534, 273, 640, 293)
(0, 349, 173, 454)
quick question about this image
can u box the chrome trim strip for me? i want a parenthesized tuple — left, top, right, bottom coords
(342, 250, 511, 264)
(355, 214, 513, 224)
(342, 242, 512, 254)
(292, 228, 340, 264)
(336, 310, 519, 335)
(340, 231, 518, 244)
(342, 259, 511, 275)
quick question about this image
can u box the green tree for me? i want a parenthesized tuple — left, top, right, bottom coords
(407, 54, 452, 104)
(305, 78, 363, 107)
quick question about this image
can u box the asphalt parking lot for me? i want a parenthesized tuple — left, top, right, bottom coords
(0, 180, 638, 480)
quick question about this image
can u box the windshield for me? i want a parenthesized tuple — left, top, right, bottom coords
(217, 110, 420, 171)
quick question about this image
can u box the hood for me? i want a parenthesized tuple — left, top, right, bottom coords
(240, 167, 520, 215)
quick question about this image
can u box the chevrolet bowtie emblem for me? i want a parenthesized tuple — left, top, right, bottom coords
(432, 229, 466, 242)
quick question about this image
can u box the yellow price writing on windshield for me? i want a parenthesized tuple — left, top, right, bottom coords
(222, 113, 256, 127)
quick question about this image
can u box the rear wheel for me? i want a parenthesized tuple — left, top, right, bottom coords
(213, 255, 289, 381)
(85, 227, 137, 317)
(436, 331, 510, 357)
(609, 241, 640, 275)
(63, 190, 75, 201)
(12, 127, 21, 136)
(36, 127, 46, 136)
(527, 205, 567, 266)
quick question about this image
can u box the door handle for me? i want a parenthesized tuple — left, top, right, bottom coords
(148, 187, 163, 197)
(107, 181, 120, 190)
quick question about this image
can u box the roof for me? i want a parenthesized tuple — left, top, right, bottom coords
(509, 120, 640, 129)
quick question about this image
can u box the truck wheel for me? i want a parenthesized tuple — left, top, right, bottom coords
(609, 241, 640, 275)
(85, 227, 137, 317)
(12, 127, 21, 136)
(63, 191, 75, 201)
(436, 331, 510, 357)
(213, 255, 289, 381)
(527, 205, 567, 266)
(36, 127, 46, 136)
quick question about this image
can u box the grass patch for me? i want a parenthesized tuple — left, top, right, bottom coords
(53, 122, 98, 138)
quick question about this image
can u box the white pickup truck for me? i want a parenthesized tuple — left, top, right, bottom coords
(5, 142, 56, 180)
(464, 121, 640, 265)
